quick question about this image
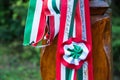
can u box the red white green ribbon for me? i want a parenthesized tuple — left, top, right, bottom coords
(23, 0, 60, 47)
(23, 0, 93, 80)
(57, 0, 93, 80)
(23, 0, 45, 46)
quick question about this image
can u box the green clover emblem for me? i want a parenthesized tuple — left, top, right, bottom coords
(67, 44, 83, 59)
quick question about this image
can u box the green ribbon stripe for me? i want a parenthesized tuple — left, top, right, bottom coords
(65, 0, 78, 80)
(77, 67, 83, 80)
(68, 0, 78, 38)
(23, 0, 37, 45)
(52, 0, 60, 14)
(66, 68, 73, 80)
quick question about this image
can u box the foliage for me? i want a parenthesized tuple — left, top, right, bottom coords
(0, 0, 41, 80)
(0, 0, 28, 42)
(108, 1, 120, 79)
(112, 20, 120, 79)
(112, 0, 120, 17)
(0, 42, 41, 80)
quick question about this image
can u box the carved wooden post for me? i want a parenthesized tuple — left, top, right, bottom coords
(90, 0, 112, 80)
(40, 0, 112, 80)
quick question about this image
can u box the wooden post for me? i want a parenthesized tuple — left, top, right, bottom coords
(40, 1, 112, 80)
(90, 0, 112, 80)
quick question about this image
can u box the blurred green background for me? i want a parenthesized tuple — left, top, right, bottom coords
(0, 0, 120, 80)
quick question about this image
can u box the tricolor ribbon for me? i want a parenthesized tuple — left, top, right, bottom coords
(23, 0, 93, 80)
(23, 0, 60, 47)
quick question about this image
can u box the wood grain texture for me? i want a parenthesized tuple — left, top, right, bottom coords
(91, 15, 112, 80)
(40, 37, 57, 80)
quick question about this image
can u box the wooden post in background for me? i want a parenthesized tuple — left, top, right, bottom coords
(90, 0, 112, 80)
(40, 0, 112, 80)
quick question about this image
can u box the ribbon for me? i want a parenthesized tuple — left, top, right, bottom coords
(23, 0, 45, 46)
(23, 0, 93, 80)
(23, 0, 60, 46)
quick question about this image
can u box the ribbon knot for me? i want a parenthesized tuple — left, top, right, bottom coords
(60, 38, 91, 69)
(67, 44, 83, 59)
